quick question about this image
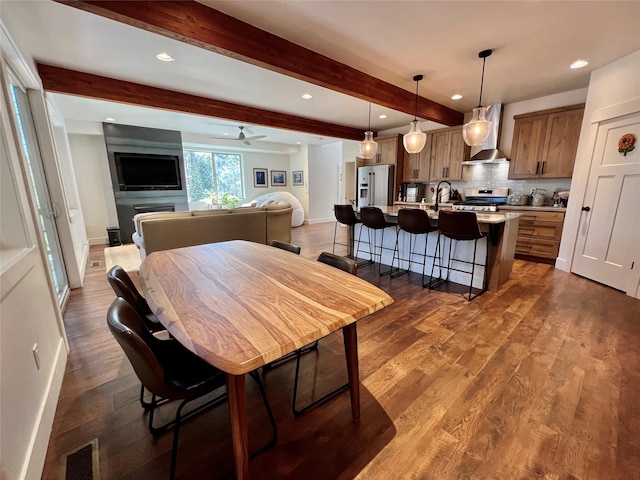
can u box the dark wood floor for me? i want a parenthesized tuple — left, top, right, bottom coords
(43, 223, 640, 479)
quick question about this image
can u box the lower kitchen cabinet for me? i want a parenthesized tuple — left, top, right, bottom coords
(511, 210, 565, 263)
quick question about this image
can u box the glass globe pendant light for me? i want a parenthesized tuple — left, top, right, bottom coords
(463, 49, 493, 146)
(359, 102, 378, 160)
(403, 74, 427, 154)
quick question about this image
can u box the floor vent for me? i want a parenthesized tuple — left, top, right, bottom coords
(89, 259, 102, 268)
(61, 438, 99, 480)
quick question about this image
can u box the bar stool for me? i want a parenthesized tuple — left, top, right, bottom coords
(359, 206, 397, 275)
(391, 208, 438, 287)
(332, 204, 361, 258)
(428, 210, 489, 301)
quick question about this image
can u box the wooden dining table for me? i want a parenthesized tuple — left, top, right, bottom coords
(139, 240, 394, 479)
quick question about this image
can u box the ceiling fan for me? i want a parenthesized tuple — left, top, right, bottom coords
(210, 126, 266, 145)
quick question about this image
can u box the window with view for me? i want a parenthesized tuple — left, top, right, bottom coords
(183, 150, 244, 207)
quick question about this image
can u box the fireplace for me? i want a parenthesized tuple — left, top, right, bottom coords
(134, 204, 175, 214)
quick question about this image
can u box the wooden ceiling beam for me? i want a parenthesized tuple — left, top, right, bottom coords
(36, 63, 366, 141)
(56, 0, 463, 126)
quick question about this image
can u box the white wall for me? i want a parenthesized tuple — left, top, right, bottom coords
(557, 50, 640, 272)
(289, 144, 309, 221)
(308, 142, 342, 223)
(68, 133, 117, 245)
(240, 151, 291, 201)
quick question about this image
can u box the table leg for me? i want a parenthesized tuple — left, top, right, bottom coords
(226, 373, 248, 479)
(342, 323, 360, 422)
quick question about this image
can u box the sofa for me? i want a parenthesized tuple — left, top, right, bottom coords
(131, 202, 292, 259)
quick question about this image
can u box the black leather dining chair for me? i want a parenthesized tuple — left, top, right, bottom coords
(391, 208, 438, 287)
(359, 206, 396, 275)
(332, 204, 362, 257)
(107, 297, 277, 480)
(107, 264, 167, 409)
(428, 210, 489, 301)
(107, 265, 164, 334)
(270, 240, 302, 255)
(291, 252, 358, 416)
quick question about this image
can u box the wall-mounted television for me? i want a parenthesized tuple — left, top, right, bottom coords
(114, 152, 182, 191)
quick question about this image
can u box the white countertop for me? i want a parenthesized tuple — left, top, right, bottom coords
(365, 205, 520, 224)
(394, 201, 566, 213)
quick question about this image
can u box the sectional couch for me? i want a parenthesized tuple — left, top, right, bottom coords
(131, 202, 293, 259)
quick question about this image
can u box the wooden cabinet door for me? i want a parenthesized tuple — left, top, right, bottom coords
(540, 108, 584, 178)
(430, 130, 449, 180)
(377, 136, 398, 165)
(446, 127, 465, 181)
(403, 151, 418, 180)
(416, 142, 431, 181)
(509, 115, 548, 178)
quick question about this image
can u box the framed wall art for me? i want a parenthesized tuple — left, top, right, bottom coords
(292, 170, 304, 186)
(253, 168, 268, 187)
(271, 170, 287, 187)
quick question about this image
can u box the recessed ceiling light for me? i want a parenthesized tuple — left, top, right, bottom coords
(451, 94, 463, 100)
(301, 93, 313, 100)
(570, 59, 588, 69)
(296, 142, 302, 145)
(156, 52, 175, 62)
(378, 114, 388, 119)
(223, 132, 229, 136)
(105, 117, 116, 122)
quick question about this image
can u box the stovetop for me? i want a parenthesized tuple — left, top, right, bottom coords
(452, 187, 509, 211)
(452, 202, 500, 212)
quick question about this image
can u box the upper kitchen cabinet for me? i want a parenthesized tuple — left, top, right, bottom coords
(363, 134, 403, 166)
(429, 126, 469, 181)
(509, 104, 585, 179)
(403, 134, 431, 182)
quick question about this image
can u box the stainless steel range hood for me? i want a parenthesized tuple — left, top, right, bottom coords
(462, 103, 510, 164)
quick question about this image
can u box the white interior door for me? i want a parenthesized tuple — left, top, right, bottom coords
(571, 110, 640, 294)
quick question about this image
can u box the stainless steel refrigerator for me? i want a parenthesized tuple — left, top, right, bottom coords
(357, 165, 395, 208)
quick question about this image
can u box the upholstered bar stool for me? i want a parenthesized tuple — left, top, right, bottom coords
(332, 204, 361, 258)
(391, 208, 438, 286)
(428, 210, 489, 301)
(359, 206, 397, 275)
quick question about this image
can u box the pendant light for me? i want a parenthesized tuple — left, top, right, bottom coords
(359, 102, 378, 160)
(463, 49, 493, 147)
(403, 74, 427, 154)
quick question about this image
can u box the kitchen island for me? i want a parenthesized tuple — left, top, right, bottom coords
(353, 206, 520, 291)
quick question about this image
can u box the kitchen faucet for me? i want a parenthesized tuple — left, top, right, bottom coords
(432, 180, 452, 212)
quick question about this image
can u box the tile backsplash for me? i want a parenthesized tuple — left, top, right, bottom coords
(448, 162, 571, 198)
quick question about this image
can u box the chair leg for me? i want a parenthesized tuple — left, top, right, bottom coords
(169, 399, 189, 480)
(420, 233, 429, 288)
(332, 221, 338, 254)
(468, 238, 478, 301)
(390, 229, 406, 278)
(428, 234, 443, 289)
(291, 342, 349, 417)
(248, 371, 278, 453)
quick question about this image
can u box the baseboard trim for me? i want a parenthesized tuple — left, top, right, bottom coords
(88, 236, 108, 246)
(555, 257, 569, 272)
(23, 338, 67, 480)
(307, 217, 335, 225)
